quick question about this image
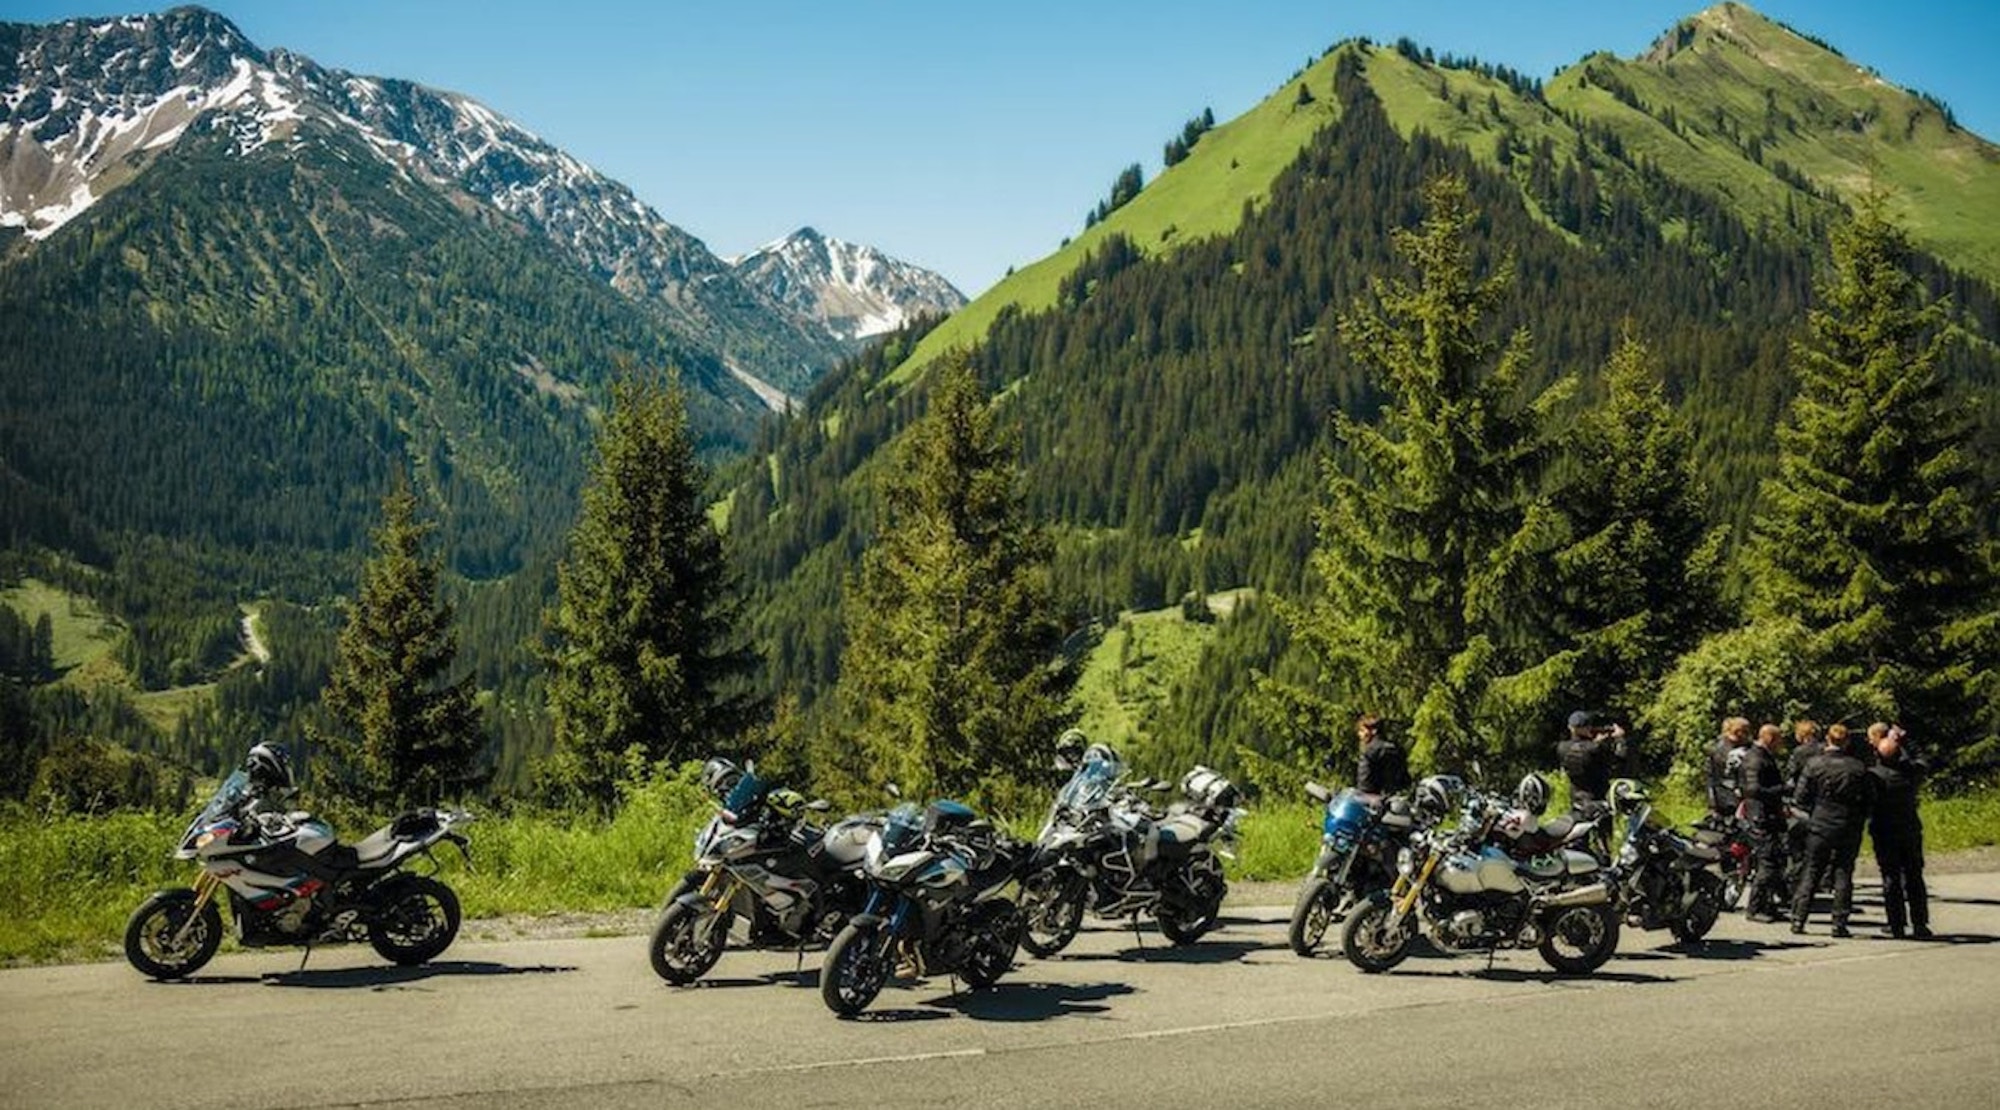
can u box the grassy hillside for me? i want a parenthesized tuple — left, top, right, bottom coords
(1073, 590, 1254, 755)
(0, 578, 117, 675)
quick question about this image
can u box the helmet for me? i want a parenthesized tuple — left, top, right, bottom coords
(1413, 775, 1457, 818)
(1608, 778, 1649, 815)
(1514, 772, 1550, 817)
(1083, 742, 1121, 767)
(1054, 728, 1087, 771)
(701, 757, 743, 800)
(243, 742, 294, 797)
(766, 788, 806, 819)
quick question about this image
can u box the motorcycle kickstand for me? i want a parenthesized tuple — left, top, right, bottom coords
(296, 942, 313, 973)
(1130, 917, 1147, 956)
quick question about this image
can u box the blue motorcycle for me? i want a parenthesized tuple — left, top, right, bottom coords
(1287, 782, 1418, 956)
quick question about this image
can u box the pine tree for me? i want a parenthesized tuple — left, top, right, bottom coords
(1549, 331, 1726, 722)
(1258, 175, 1570, 774)
(1745, 198, 1998, 766)
(836, 355, 1077, 803)
(319, 477, 482, 808)
(544, 372, 762, 805)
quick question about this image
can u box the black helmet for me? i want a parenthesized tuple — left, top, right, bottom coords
(244, 742, 294, 797)
(1054, 728, 1088, 771)
(701, 757, 743, 800)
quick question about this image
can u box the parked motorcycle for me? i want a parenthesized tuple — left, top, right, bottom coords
(1690, 813, 1754, 910)
(648, 763, 877, 984)
(1340, 778, 1621, 976)
(1017, 757, 1243, 955)
(124, 768, 472, 979)
(819, 797, 1025, 1016)
(1287, 783, 1417, 956)
(1606, 781, 1724, 943)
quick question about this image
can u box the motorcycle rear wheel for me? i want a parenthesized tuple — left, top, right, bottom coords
(1339, 890, 1413, 973)
(1287, 878, 1337, 957)
(821, 922, 889, 1016)
(960, 901, 1021, 988)
(370, 876, 462, 966)
(1538, 902, 1621, 975)
(1157, 864, 1224, 946)
(1671, 872, 1722, 943)
(649, 902, 730, 984)
(124, 889, 223, 980)
(1019, 871, 1084, 958)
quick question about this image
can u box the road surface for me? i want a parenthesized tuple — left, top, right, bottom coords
(4, 874, 1997, 1109)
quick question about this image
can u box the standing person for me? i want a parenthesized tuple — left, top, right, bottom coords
(1790, 723, 1877, 937)
(1707, 718, 1752, 818)
(1557, 711, 1627, 810)
(1869, 725, 1931, 939)
(1783, 719, 1824, 883)
(1354, 714, 1409, 797)
(1734, 724, 1790, 922)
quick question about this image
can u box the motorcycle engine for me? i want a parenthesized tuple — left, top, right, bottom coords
(274, 894, 315, 936)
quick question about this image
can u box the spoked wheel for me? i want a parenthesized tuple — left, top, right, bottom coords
(1288, 878, 1338, 956)
(960, 901, 1021, 988)
(1340, 890, 1413, 973)
(124, 890, 223, 980)
(821, 923, 890, 1016)
(1672, 872, 1723, 943)
(1538, 902, 1621, 975)
(649, 902, 731, 985)
(1019, 870, 1085, 958)
(369, 876, 462, 966)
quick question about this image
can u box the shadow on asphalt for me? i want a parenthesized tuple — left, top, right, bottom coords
(1666, 938, 1819, 961)
(1386, 966, 1677, 985)
(258, 961, 578, 989)
(925, 980, 1138, 1022)
(1055, 939, 1272, 965)
(682, 969, 817, 990)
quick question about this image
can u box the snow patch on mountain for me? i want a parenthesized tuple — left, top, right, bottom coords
(732, 227, 967, 341)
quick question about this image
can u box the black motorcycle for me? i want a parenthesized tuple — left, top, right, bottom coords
(125, 768, 472, 979)
(1607, 781, 1724, 943)
(1288, 782, 1417, 956)
(819, 798, 1025, 1016)
(649, 765, 877, 984)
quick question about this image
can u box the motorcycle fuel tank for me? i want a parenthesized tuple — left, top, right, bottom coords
(1436, 847, 1528, 894)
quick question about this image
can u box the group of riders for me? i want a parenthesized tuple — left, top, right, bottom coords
(1352, 709, 1930, 941)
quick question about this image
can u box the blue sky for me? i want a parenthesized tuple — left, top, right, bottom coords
(10, 1, 1998, 294)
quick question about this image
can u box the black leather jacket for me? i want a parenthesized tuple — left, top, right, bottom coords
(1869, 752, 1926, 847)
(1733, 743, 1786, 826)
(1557, 735, 1622, 806)
(1792, 747, 1877, 835)
(1356, 738, 1410, 796)
(1706, 737, 1743, 814)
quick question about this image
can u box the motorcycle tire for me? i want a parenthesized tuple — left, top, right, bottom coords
(1720, 870, 1747, 912)
(1340, 890, 1413, 973)
(648, 901, 730, 985)
(1019, 871, 1085, 958)
(1671, 872, 1723, 943)
(124, 889, 224, 980)
(821, 922, 889, 1016)
(960, 901, 1021, 989)
(369, 876, 462, 966)
(1157, 864, 1224, 946)
(1537, 902, 1621, 976)
(1287, 878, 1337, 957)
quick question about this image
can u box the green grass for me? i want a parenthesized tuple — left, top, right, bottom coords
(1072, 590, 1255, 754)
(0, 578, 120, 674)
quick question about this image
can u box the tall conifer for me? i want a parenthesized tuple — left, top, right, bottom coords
(320, 477, 482, 807)
(837, 355, 1076, 802)
(545, 373, 761, 805)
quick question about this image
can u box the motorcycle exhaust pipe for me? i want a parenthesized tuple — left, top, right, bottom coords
(1540, 883, 1611, 909)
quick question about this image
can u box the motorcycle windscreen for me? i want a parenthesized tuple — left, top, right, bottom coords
(1056, 753, 1123, 811)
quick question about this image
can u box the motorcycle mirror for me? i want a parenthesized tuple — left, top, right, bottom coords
(884, 782, 902, 799)
(1305, 782, 1332, 804)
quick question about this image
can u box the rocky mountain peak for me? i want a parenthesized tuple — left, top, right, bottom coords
(733, 228, 967, 342)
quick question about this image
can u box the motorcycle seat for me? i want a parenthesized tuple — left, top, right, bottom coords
(349, 826, 402, 867)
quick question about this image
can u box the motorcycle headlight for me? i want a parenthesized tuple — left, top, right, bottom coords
(1396, 847, 1415, 874)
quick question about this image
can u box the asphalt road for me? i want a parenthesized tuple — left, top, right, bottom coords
(5, 874, 1998, 1110)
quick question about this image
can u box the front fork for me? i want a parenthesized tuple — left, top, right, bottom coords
(172, 871, 222, 946)
(691, 870, 742, 943)
(1388, 853, 1437, 929)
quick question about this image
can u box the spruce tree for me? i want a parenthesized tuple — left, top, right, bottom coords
(545, 372, 761, 805)
(1259, 175, 1570, 773)
(319, 477, 482, 808)
(837, 355, 1076, 802)
(1746, 198, 1998, 765)
(1549, 331, 1725, 721)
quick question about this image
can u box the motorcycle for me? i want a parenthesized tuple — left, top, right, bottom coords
(1288, 783, 1418, 956)
(648, 763, 878, 984)
(124, 769, 472, 979)
(1340, 779, 1622, 976)
(819, 797, 1025, 1016)
(1607, 781, 1724, 943)
(1691, 813, 1755, 910)
(1017, 759, 1243, 956)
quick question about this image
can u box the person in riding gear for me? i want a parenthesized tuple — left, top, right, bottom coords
(1789, 724, 1877, 937)
(1868, 726, 1930, 939)
(1734, 724, 1789, 922)
(1707, 718, 1751, 817)
(1354, 714, 1409, 797)
(1557, 711, 1627, 811)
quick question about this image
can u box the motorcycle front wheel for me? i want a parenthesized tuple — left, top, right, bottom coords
(1671, 871, 1722, 943)
(370, 876, 462, 966)
(821, 922, 890, 1016)
(648, 901, 730, 984)
(124, 889, 223, 980)
(1288, 878, 1337, 956)
(1340, 890, 1413, 973)
(1538, 902, 1621, 975)
(1019, 870, 1085, 958)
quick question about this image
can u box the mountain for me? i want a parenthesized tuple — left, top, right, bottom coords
(726, 5, 2000, 766)
(732, 227, 967, 343)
